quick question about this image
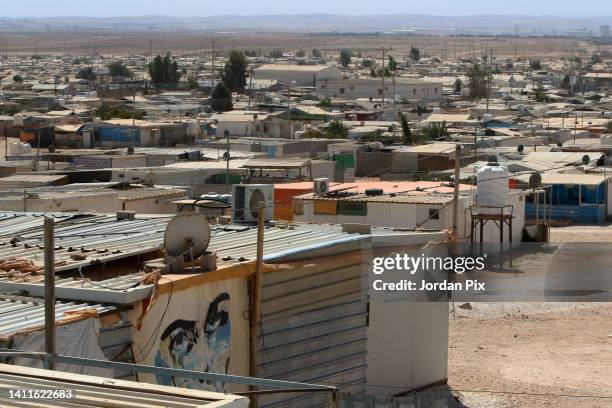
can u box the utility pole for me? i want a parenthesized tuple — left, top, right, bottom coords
(249, 204, 265, 408)
(211, 40, 217, 92)
(44, 217, 55, 369)
(452, 144, 461, 234)
(131, 92, 136, 152)
(486, 48, 493, 114)
(381, 47, 386, 105)
(225, 131, 230, 193)
(248, 68, 253, 110)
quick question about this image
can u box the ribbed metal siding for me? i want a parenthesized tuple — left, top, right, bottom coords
(258, 262, 367, 408)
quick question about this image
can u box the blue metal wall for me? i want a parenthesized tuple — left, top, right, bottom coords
(526, 203, 606, 223)
(96, 127, 141, 144)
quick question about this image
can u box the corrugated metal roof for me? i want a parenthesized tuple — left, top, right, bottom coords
(514, 172, 610, 186)
(0, 213, 169, 272)
(0, 213, 369, 267)
(0, 213, 371, 301)
(395, 143, 458, 155)
(0, 175, 69, 189)
(0, 294, 116, 339)
(0, 363, 247, 407)
(255, 64, 333, 72)
(523, 151, 604, 164)
(295, 192, 454, 204)
(243, 158, 310, 169)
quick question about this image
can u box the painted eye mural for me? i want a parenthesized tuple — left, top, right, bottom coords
(154, 293, 231, 392)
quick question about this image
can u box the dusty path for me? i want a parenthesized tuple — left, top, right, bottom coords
(448, 226, 612, 408)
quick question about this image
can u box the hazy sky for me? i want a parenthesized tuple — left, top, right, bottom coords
(2, 0, 611, 17)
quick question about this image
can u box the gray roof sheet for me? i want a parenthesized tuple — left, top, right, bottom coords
(0, 293, 116, 339)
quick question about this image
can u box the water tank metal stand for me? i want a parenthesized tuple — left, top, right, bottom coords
(470, 205, 514, 270)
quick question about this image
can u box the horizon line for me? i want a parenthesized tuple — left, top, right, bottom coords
(1, 13, 611, 19)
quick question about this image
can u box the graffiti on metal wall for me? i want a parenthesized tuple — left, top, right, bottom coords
(154, 292, 231, 391)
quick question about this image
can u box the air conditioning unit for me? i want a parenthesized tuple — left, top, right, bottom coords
(313, 178, 329, 194)
(232, 184, 274, 223)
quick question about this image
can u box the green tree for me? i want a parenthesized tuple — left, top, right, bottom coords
(317, 97, 332, 107)
(467, 64, 487, 100)
(399, 112, 413, 144)
(591, 53, 603, 64)
(76, 67, 97, 81)
(361, 58, 374, 68)
(453, 78, 463, 93)
(409, 46, 420, 62)
(370, 67, 391, 77)
(388, 55, 397, 71)
(323, 121, 349, 138)
(211, 82, 233, 112)
(534, 84, 547, 102)
(188, 77, 199, 90)
(529, 60, 542, 70)
(421, 121, 448, 140)
(269, 49, 283, 58)
(339, 49, 353, 67)
(107, 61, 131, 77)
(221, 51, 248, 92)
(0, 104, 18, 115)
(560, 75, 571, 91)
(296, 49, 306, 58)
(96, 104, 143, 121)
(312, 48, 322, 58)
(569, 56, 582, 65)
(148, 53, 182, 85)
(301, 128, 323, 138)
(12, 74, 23, 83)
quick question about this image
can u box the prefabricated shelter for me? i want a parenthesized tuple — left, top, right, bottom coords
(292, 181, 526, 251)
(316, 78, 442, 102)
(0, 183, 188, 214)
(253, 64, 342, 86)
(0, 212, 451, 407)
(392, 142, 459, 172)
(211, 112, 268, 138)
(514, 172, 612, 223)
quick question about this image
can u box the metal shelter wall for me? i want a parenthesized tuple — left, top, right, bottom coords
(258, 255, 367, 408)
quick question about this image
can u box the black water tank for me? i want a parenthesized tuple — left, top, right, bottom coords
(365, 188, 384, 196)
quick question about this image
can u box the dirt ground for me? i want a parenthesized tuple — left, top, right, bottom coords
(448, 225, 612, 408)
(0, 32, 598, 59)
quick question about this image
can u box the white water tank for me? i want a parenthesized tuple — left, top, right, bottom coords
(475, 162, 509, 214)
(8, 142, 32, 155)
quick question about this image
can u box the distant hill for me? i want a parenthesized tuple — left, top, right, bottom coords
(0, 14, 610, 34)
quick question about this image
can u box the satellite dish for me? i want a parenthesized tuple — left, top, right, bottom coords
(517, 144, 524, 153)
(581, 155, 590, 166)
(164, 212, 211, 259)
(143, 172, 157, 187)
(529, 172, 542, 189)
